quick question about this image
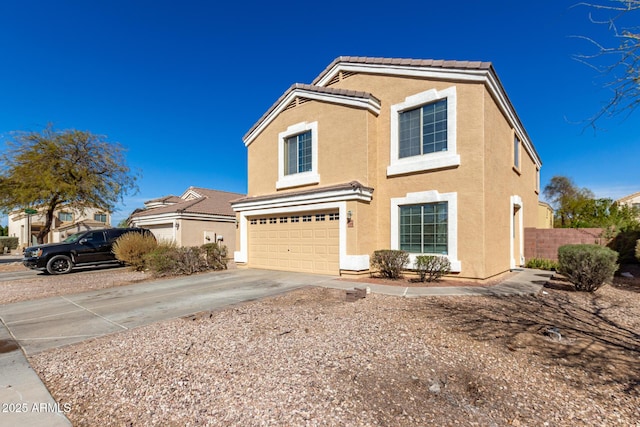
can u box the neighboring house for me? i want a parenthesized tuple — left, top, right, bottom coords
(128, 187, 244, 252)
(8, 206, 111, 247)
(231, 56, 542, 279)
(617, 192, 640, 218)
(537, 201, 554, 229)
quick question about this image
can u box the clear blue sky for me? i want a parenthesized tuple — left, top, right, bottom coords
(1, 0, 638, 226)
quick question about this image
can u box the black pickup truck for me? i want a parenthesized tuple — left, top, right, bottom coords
(23, 227, 152, 274)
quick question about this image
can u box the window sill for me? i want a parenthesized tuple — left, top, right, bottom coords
(276, 172, 320, 190)
(406, 253, 461, 272)
(387, 153, 460, 177)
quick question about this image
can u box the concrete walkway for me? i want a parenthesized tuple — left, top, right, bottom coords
(0, 267, 549, 426)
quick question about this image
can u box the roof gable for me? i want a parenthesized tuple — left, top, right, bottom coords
(243, 83, 381, 146)
(132, 187, 245, 219)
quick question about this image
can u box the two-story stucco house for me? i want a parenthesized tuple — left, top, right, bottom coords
(232, 57, 542, 279)
(8, 206, 111, 247)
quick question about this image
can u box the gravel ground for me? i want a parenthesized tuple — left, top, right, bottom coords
(0, 262, 147, 304)
(24, 270, 640, 426)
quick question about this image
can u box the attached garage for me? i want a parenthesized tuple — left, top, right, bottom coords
(145, 224, 174, 243)
(248, 210, 339, 275)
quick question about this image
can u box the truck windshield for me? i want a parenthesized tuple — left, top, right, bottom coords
(62, 233, 83, 243)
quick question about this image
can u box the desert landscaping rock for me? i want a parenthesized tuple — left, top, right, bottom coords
(25, 279, 640, 426)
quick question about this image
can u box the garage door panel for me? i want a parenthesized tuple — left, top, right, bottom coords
(248, 211, 339, 275)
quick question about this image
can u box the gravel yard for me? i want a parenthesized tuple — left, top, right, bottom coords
(17, 267, 639, 426)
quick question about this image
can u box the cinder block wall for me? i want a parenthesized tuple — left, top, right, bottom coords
(524, 228, 608, 261)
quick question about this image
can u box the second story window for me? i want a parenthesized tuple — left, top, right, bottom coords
(399, 99, 447, 158)
(277, 121, 319, 189)
(94, 213, 107, 223)
(59, 212, 73, 222)
(285, 131, 312, 175)
(514, 135, 520, 170)
(388, 87, 460, 177)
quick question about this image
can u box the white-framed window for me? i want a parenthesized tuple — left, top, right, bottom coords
(391, 190, 461, 272)
(388, 87, 460, 176)
(94, 213, 107, 223)
(399, 202, 448, 254)
(277, 121, 320, 189)
(59, 212, 73, 222)
(399, 99, 448, 158)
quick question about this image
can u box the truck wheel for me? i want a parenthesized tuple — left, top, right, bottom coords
(46, 255, 74, 275)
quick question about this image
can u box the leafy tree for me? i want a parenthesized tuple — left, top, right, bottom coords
(0, 225, 7, 236)
(573, 1, 640, 125)
(543, 176, 594, 227)
(544, 175, 640, 230)
(0, 125, 138, 243)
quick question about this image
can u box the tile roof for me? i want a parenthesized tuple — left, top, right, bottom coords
(131, 187, 245, 218)
(144, 195, 182, 204)
(243, 83, 379, 141)
(311, 56, 493, 85)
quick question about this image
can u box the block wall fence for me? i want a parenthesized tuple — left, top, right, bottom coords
(524, 228, 608, 261)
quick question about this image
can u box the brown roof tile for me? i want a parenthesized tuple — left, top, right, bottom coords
(132, 188, 245, 219)
(243, 83, 379, 141)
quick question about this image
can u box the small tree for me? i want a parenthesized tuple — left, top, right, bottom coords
(636, 239, 640, 261)
(0, 125, 138, 243)
(558, 244, 619, 292)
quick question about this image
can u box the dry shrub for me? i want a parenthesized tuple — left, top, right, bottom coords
(112, 232, 158, 271)
(371, 250, 409, 279)
(558, 244, 618, 292)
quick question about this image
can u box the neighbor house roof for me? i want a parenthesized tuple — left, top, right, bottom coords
(131, 187, 245, 219)
(617, 191, 640, 204)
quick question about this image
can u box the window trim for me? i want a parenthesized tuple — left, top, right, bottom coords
(388, 87, 460, 176)
(277, 121, 320, 189)
(390, 190, 461, 272)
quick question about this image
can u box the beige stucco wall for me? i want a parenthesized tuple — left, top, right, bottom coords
(243, 71, 540, 279)
(178, 219, 237, 255)
(537, 203, 554, 229)
(247, 102, 374, 196)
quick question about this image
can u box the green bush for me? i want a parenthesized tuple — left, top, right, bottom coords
(112, 232, 158, 271)
(557, 244, 619, 292)
(371, 250, 409, 279)
(0, 236, 19, 251)
(202, 243, 228, 270)
(414, 255, 451, 282)
(636, 239, 640, 262)
(525, 258, 559, 271)
(607, 230, 640, 264)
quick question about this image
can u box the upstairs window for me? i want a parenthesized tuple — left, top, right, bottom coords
(94, 213, 107, 223)
(284, 131, 312, 175)
(514, 135, 520, 170)
(388, 87, 459, 176)
(277, 121, 319, 189)
(399, 99, 447, 159)
(59, 212, 73, 222)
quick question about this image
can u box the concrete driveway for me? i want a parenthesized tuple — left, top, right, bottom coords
(1, 268, 338, 356)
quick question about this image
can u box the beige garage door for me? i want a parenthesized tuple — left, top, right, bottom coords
(248, 211, 340, 275)
(145, 225, 174, 243)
